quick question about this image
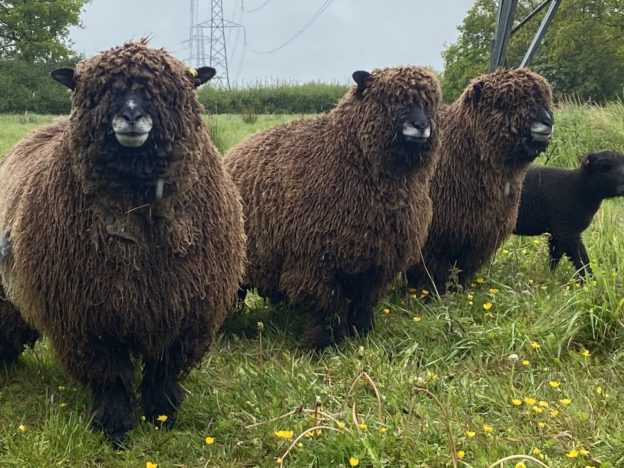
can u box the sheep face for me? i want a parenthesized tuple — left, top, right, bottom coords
(110, 88, 153, 148)
(463, 68, 553, 166)
(582, 150, 624, 197)
(351, 67, 440, 168)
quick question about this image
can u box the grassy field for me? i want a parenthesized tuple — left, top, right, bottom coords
(0, 103, 624, 467)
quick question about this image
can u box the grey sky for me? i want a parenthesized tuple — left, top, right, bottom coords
(69, 0, 475, 85)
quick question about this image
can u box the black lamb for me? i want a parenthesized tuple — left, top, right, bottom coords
(514, 150, 624, 278)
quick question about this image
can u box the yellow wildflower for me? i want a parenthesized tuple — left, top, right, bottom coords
(532, 448, 541, 456)
(407, 287, 417, 294)
(358, 422, 368, 431)
(538, 400, 549, 407)
(382, 308, 390, 314)
(412, 316, 421, 322)
(483, 424, 493, 433)
(276, 457, 283, 464)
(502, 248, 509, 254)
(537, 421, 546, 428)
(511, 398, 522, 406)
(146, 463, 158, 468)
(530, 341, 541, 350)
(523, 396, 536, 406)
(156, 414, 168, 423)
(465, 429, 476, 438)
(522, 359, 530, 366)
(579, 449, 589, 456)
(336, 420, 346, 429)
(59, 403, 66, 408)
(378, 427, 387, 434)
(581, 348, 591, 358)
(467, 293, 474, 301)
(550, 409, 559, 417)
(476, 277, 485, 284)
(596, 386, 603, 395)
(559, 398, 572, 406)
(274, 430, 294, 439)
(566, 449, 579, 458)
(482, 302, 493, 310)
(489, 288, 499, 294)
(17, 424, 26, 433)
(420, 289, 429, 297)
(457, 450, 465, 459)
(515, 462, 527, 468)
(532, 406, 544, 414)
(204, 436, 215, 445)
(349, 457, 359, 467)
(549, 380, 560, 389)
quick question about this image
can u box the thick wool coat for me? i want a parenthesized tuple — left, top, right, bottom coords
(225, 66, 441, 346)
(407, 68, 553, 292)
(0, 41, 245, 384)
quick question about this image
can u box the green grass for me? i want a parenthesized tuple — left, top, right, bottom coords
(1, 104, 624, 467)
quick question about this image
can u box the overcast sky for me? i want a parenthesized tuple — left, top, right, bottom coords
(69, 0, 475, 86)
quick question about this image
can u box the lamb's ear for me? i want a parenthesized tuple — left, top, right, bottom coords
(581, 153, 598, 170)
(51, 68, 76, 90)
(192, 66, 216, 87)
(352, 70, 372, 95)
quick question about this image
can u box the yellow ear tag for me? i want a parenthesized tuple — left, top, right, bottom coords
(188, 67, 198, 77)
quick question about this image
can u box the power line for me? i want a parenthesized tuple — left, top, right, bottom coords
(248, 0, 334, 54)
(242, 0, 273, 13)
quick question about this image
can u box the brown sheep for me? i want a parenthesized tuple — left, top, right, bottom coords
(406, 68, 553, 293)
(224, 66, 442, 347)
(0, 40, 246, 446)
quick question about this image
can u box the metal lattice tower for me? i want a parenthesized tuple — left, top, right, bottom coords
(489, 0, 562, 72)
(188, 0, 243, 88)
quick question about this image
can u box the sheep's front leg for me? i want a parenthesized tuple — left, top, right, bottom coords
(0, 295, 39, 363)
(86, 338, 136, 448)
(141, 343, 184, 428)
(561, 235, 593, 279)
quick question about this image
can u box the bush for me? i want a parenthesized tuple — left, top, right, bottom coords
(0, 60, 79, 114)
(197, 81, 349, 114)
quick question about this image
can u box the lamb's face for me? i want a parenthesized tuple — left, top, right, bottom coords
(464, 68, 554, 166)
(581, 150, 624, 197)
(110, 88, 153, 148)
(351, 67, 440, 168)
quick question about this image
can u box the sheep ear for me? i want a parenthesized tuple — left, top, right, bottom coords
(352, 70, 372, 95)
(471, 80, 484, 103)
(51, 68, 76, 90)
(193, 66, 216, 87)
(581, 153, 597, 169)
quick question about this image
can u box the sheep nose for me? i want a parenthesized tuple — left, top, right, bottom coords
(408, 105, 429, 129)
(536, 106, 553, 126)
(121, 107, 143, 124)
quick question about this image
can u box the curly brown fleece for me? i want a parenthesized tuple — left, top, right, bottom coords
(406, 68, 553, 292)
(0, 41, 245, 442)
(224, 66, 441, 347)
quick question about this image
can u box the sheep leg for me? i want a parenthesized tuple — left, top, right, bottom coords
(547, 237, 564, 272)
(141, 343, 183, 428)
(86, 339, 136, 448)
(0, 295, 39, 363)
(299, 291, 348, 349)
(560, 235, 593, 279)
(347, 294, 376, 337)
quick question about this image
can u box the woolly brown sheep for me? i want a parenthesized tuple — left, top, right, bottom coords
(0, 40, 245, 445)
(224, 66, 441, 347)
(514, 150, 624, 279)
(406, 68, 553, 292)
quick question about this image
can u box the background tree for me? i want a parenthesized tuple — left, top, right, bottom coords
(441, 0, 624, 102)
(0, 0, 87, 62)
